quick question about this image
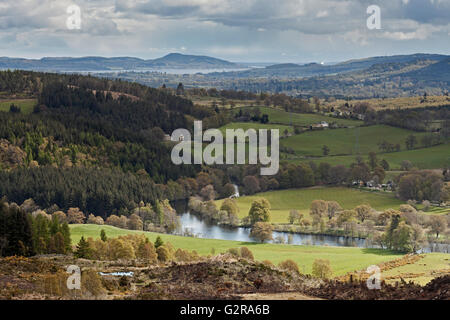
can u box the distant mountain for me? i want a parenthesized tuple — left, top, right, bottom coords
(334, 53, 448, 71)
(0, 53, 240, 71)
(265, 63, 302, 69)
(162, 53, 449, 98)
(214, 53, 450, 78)
(148, 53, 237, 68)
(402, 57, 450, 81)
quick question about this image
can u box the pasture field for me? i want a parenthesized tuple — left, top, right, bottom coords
(288, 142, 450, 169)
(69, 224, 403, 276)
(281, 125, 430, 157)
(382, 253, 450, 285)
(219, 122, 294, 135)
(232, 106, 363, 127)
(0, 99, 36, 114)
(191, 96, 254, 109)
(326, 95, 450, 111)
(215, 187, 403, 223)
(415, 205, 450, 215)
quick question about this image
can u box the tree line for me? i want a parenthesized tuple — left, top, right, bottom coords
(0, 199, 71, 257)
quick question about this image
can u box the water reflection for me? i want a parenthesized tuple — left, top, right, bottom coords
(178, 212, 368, 247)
(176, 212, 449, 253)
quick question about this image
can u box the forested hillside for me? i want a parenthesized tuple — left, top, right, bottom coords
(0, 70, 225, 215)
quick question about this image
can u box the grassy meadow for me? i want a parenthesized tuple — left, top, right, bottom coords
(326, 95, 450, 111)
(220, 122, 294, 135)
(215, 187, 403, 223)
(281, 125, 430, 157)
(69, 224, 403, 276)
(382, 253, 450, 285)
(0, 98, 36, 114)
(288, 142, 450, 170)
(233, 106, 363, 127)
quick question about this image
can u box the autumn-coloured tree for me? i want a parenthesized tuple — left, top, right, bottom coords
(428, 215, 447, 239)
(52, 211, 67, 223)
(243, 175, 261, 195)
(220, 198, 240, 225)
(248, 198, 271, 224)
(200, 184, 216, 201)
(105, 214, 121, 227)
(108, 238, 135, 260)
(288, 209, 301, 224)
(156, 246, 171, 263)
(326, 201, 342, 220)
(137, 238, 157, 263)
(337, 210, 357, 227)
(310, 200, 328, 219)
(250, 222, 273, 243)
(67, 208, 85, 224)
(355, 204, 372, 222)
(128, 213, 143, 230)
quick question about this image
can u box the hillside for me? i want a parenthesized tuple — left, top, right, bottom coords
(0, 70, 210, 215)
(1, 252, 448, 300)
(106, 53, 450, 97)
(149, 53, 238, 68)
(0, 53, 239, 71)
(207, 53, 450, 79)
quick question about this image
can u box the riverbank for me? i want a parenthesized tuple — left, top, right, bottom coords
(177, 210, 449, 253)
(215, 187, 403, 224)
(70, 224, 403, 276)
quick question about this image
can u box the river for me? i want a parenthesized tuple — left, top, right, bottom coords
(170, 199, 448, 253)
(175, 212, 448, 253)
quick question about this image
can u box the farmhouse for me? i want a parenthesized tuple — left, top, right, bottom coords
(311, 121, 329, 129)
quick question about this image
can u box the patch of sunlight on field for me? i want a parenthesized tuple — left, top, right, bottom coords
(216, 187, 403, 223)
(382, 253, 450, 285)
(0, 99, 36, 114)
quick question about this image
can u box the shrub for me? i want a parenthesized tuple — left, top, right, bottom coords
(227, 248, 240, 257)
(312, 259, 333, 279)
(262, 260, 274, 267)
(239, 247, 254, 261)
(278, 259, 300, 274)
(156, 246, 171, 263)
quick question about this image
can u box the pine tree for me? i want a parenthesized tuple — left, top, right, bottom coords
(154, 201, 164, 226)
(74, 236, 91, 259)
(100, 229, 107, 242)
(53, 232, 66, 254)
(61, 222, 72, 253)
(154, 236, 164, 248)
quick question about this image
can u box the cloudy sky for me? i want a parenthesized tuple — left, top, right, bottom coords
(0, 0, 449, 62)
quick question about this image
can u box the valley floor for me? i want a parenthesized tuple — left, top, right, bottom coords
(70, 224, 449, 283)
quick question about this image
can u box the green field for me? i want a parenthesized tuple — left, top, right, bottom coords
(69, 224, 403, 276)
(216, 187, 403, 223)
(281, 125, 429, 157)
(0, 99, 36, 114)
(220, 122, 293, 135)
(233, 106, 363, 127)
(291, 143, 450, 170)
(382, 253, 450, 285)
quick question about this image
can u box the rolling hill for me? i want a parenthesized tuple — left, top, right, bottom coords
(0, 53, 240, 71)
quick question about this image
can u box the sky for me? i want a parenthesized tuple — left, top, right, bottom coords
(0, 0, 449, 63)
